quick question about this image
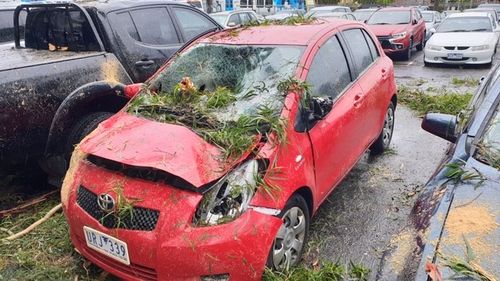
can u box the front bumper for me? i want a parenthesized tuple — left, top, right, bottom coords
(64, 161, 283, 281)
(424, 47, 494, 64)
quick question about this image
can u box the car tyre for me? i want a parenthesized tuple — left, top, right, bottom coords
(402, 39, 413, 60)
(266, 194, 310, 271)
(416, 34, 425, 51)
(370, 102, 395, 155)
(65, 112, 114, 160)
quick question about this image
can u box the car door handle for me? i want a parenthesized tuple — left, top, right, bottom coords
(354, 93, 364, 108)
(381, 68, 388, 79)
(135, 59, 155, 68)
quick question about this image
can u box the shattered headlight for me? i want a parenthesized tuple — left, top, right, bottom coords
(193, 160, 259, 226)
(471, 45, 489, 51)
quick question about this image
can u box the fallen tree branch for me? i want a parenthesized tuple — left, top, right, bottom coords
(0, 190, 58, 218)
(3, 203, 62, 241)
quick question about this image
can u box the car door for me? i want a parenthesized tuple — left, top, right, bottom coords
(108, 6, 183, 82)
(341, 28, 390, 146)
(302, 33, 365, 200)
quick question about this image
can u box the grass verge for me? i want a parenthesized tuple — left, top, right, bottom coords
(262, 261, 370, 281)
(397, 85, 472, 116)
(0, 195, 106, 281)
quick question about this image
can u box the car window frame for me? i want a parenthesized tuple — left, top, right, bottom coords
(107, 5, 183, 47)
(304, 32, 355, 104)
(339, 27, 377, 78)
(169, 5, 219, 42)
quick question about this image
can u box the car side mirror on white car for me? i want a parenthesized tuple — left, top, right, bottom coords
(429, 27, 436, 33)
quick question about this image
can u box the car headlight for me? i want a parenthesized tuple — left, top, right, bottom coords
(390, 32, 407, 40)
(193, 160, 259, 226)
(426, 44, 442, 51)
(471, 45, 489, 51)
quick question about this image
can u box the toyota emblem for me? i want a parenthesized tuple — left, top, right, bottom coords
(97, 193, 116, 213)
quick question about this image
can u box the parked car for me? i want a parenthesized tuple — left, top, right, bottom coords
(412, 63, 500, 280)
(210, 10, 260, 27)
(367, 7, 426, 60)
(352, 8, 377, 22)
(442, 9, 461, 18)
(421, 10, 442, 40)
(424, 12, 498, 66)
(478, 3, 500, 19)
(61, 20, 397, 280)
(464, 7, 499, 22)
(0, 1, 221, 184)
(265, 9, 306, 20)
(306, 5, 351, 17)
(316, 12, 356, 20)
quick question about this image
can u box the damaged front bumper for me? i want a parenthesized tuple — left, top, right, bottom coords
(63, 160, 282, 281)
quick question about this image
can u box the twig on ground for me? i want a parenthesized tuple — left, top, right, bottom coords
(3, 203, 62, 241)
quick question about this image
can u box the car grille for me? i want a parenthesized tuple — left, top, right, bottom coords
(441, 57, 470, 61)
(76, 186, 160, 231)
(444, 46, 470, 50)
(77, 236, 158, 281)
(377, 36, 393, 49)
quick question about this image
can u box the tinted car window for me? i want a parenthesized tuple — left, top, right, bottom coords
(173, 7, 217, 40)
(362, 29, 379, 60)
(239, 12, 251, 24)
(307, 36, 352, 99)
(110, 11, 140, 41)
(343, 29, 373, 74)
(130, 8, 179, 45)
(228, 14, 241, 25)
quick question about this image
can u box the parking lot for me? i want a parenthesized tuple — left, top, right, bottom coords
(1, 2, 499, 280)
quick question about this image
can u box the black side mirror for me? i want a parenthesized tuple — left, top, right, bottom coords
(412, 19, 418, 25)
(421, 113, 457, 143)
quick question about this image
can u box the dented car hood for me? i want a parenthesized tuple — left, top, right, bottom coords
(79, 112, 234, 188)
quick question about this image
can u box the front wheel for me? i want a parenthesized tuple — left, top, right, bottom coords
(402, 39, 413, 60)
(266, 195, 310, 271)
(370, 102, 395, 155)
(65, 112, 114, 160)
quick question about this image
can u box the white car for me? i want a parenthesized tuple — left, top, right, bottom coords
(210, 10, 260, 28)
(305, 6, 351, 17)
(421, 11, 442, 40)
(424, 12, 499, 66)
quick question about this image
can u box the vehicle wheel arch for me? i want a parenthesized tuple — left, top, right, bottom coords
(391, 94, 397, 109)
(45, 81, 129, 156)
(292, 186, 314, 218)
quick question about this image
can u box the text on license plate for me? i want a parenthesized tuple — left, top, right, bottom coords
(447, 53, 463, 59)
(83, 226, 130, 265)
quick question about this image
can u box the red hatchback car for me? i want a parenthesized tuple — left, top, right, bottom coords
(367, 7, 426, 60)
(62, 20, 397, 280)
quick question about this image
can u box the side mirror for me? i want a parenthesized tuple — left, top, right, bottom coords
(364, 19, 368, 24)
(429, 27, 436, 33)
(124, 83, 143, 99)
(412, 19, 418, 25)
(421, 113, 457, 143)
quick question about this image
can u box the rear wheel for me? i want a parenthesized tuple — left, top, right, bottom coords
(65, 112, 113, 159)
(267, 195, 310, 271)
(370, 102, 395, 155)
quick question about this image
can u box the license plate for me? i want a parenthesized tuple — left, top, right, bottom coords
(83, 226, 130, 265)
(447, 53, 463, 59)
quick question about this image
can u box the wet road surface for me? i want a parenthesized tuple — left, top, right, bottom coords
(306, 106, 448, 280)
